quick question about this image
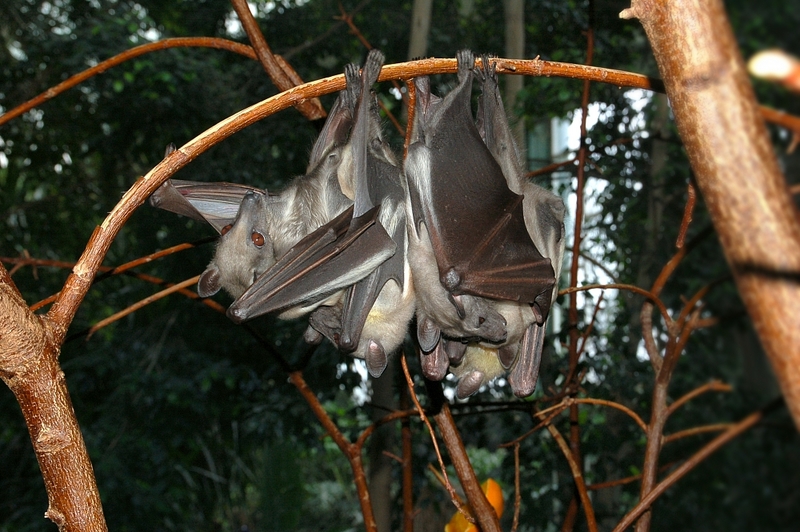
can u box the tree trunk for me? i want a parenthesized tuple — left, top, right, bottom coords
(623, 0, 800, 428)
(503, 0, 526, 155)
(407, 0, 433, 60)
(0, 265, 107, 531)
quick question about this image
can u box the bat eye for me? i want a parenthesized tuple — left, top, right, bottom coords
(220, 224, 232, 235)
(251, 232, 265, 247)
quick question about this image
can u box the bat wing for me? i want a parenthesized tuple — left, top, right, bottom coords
(408, 50, 555, 311)
(149, 179, 268, 234)
(334, 50, 409, 367)
(227, 205, 395, 323)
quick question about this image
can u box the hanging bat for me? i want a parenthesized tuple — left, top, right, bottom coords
(448, 55, 566, 398)
(329, 50, 415, 378)
(404, 49, 556, 382)
(149, 69, 362, 303)
(232, 50, 414, 378)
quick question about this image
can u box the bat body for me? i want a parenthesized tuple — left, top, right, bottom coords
(449, 56, 566, 398)
(404, 50, 557, 383)
(303, 51, 415, 377)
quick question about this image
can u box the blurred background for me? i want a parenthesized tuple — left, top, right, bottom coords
(1, 0, 799, 530)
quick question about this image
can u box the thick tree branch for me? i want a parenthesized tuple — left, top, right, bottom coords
(0, 264, 107, 532)
(622, 0, 800, 429)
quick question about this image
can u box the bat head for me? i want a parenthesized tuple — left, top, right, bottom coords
(197, 190, 275, 299)
(450, 294, 508, 344)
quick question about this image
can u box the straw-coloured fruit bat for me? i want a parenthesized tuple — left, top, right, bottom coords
(266, 50, 414, 378)
(149, 70, 359, 302)
(446, 55, 566, 398)
(404, 50, 558, 388)
(151, 52, 412, 378)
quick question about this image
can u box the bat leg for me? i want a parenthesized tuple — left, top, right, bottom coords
(443, 339, 467, 365)
(455, 370, 485, 399)
(508, 322, 545, 398)
(417, 316, 441, 353)
(420, 340, 449, 381)
(365, 340, 388, 378)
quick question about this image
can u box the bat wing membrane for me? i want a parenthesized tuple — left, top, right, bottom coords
(149, 179, 267, 234)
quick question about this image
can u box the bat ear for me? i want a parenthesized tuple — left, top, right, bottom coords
(365, 341, 388, 378)
(455, 370, 485, 399)
(197, 265, 222, 298)
(417, 316, 441, 353)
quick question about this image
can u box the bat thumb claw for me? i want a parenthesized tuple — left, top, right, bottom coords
(226, 305, 248, 324)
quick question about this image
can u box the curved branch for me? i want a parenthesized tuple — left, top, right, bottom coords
(611, 399, 780, 532)
(0, 38, 258, 127)
(560, 283, 670, 323)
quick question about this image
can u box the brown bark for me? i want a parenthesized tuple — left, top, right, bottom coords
(0, 264, 107, 531)
(229, 0, 325, 121)
(622, 0, 800, 428)
(435, 403, 501, 532)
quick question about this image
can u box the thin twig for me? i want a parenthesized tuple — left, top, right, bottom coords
(83, 276, 199, 339)
(541, 420, 598, 532)
(576, 293, 605, 358)
(0, 38, 259, 127)
(399, 353, 468, 521)
(229, 0, 325, 120)
(662, 423, 734, 444)
(560, 283, 670, 323)
(613, 399, 780, 532)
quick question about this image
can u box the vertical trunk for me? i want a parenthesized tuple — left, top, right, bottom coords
(503, 0, 526, 155)
(367, 358, 396, 532)
(623, 0, 800, 427)
(407, 0, 433, 59)
(0, 266, 107, 531)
